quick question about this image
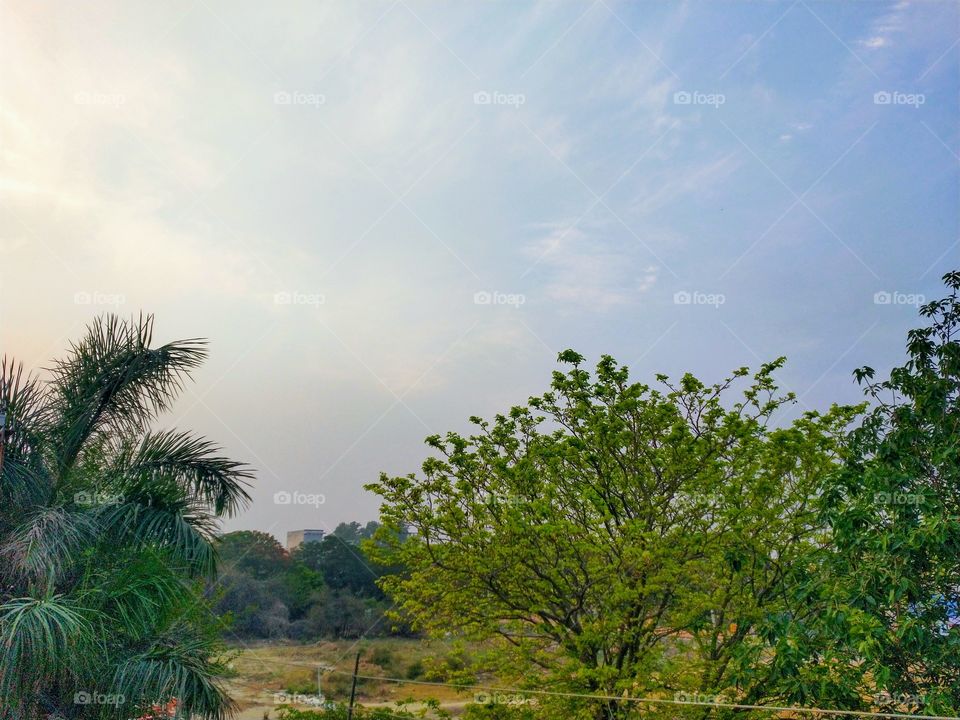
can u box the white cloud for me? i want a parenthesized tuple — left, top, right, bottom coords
(524, 224, 659, 309)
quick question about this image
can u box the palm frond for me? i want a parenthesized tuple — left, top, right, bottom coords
(80, 553, 192, 642)
(0, 595, 98, 703)
(112, 632, 235, 720)
(0, 506, 99, 588)
(100, 499, 218, 577)
(47, 314, 207, 476)
(0, 357, 52, 514)
(114, 430, 252, 517)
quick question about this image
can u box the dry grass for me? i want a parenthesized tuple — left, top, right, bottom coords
(224, 639, 478, 719)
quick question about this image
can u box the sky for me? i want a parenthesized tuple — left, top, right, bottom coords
(1, 0, 958, 543)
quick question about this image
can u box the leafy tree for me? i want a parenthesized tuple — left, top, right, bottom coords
(216, 530, 289, 580)
(294, 536, 384, 598)
(332, 521, 388, 544)
(369, 353, 856, 719)
(0, 315, 251, 720)
(332, 521, 364, 544)
(792, 271, 960, 714)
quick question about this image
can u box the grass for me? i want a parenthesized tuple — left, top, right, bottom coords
(224, 639, 483, 719)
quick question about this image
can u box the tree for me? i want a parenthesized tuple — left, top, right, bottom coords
(0, 315, 251, 720)
(369, 352, 856, 719)
(295, 536, 384, 598)
(794, 271, 960, 714)
(332, 521, 363, 544)
(217, 530, 289, 580)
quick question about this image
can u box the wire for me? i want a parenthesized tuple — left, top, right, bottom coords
(325, 670, 959, 720)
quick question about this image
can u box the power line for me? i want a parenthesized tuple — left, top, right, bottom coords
(325, 669, 957, 720)
(231, 653, 956, 720)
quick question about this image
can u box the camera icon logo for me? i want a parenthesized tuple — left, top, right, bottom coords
(874, 91, 892, 105)
(473, 91, 491, 105)
(673, 91, 692, 105)
(273, 491, 292, 505)
(673, 291, 692, 305)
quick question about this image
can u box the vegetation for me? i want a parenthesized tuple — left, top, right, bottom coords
(787, 270, 960, 713)
(0, 315, 251, 719)
(370, 272, 960, 718)
(4, 274, 957, 720)
(212, 523, 412, 641)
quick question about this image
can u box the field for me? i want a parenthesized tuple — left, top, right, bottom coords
(225, 639, 487, 719)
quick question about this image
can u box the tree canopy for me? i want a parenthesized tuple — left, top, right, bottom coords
(369, 353, 857, 718)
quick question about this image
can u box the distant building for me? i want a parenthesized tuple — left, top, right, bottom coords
(287, 529, 324, 551)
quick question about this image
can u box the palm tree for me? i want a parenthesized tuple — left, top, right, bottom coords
(0, 314, 252, 720)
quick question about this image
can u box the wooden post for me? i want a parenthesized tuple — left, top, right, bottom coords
(346, 651, 361, 720)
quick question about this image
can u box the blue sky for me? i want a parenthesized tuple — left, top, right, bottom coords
(1, 1, 957, 539)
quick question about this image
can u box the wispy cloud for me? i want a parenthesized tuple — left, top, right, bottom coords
(859, 1, 910, 50)
(524, 224, 659, 309)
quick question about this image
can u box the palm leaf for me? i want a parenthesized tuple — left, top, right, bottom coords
(47, 314, 207, 476)
(100, 499, 218, 577)
(0, 506, 99, 588)
(0, 358, 52, 515)
(114, 430, 252, 517)
(0, 595, 99, 703)
(112, 632, 235, 720)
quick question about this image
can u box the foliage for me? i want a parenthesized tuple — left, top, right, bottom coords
(275, 702, 441, 719)
(369, 351, 858, 718)
(331, 521, 382, 545)
(0, 314, 251, 720)
(785, 271, 960, 714)
(217, 530, 290, 580)
(212, 526, 413, 641)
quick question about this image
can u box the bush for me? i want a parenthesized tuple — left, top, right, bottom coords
(276, 704, 418, 720)
(404, 659, 425, 680)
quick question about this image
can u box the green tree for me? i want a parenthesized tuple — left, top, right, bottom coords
(217, 530, 289, 580)
(332, 521, 363, 544)
(369, 352, 856, 719)
(795, 271, 960, 714)
(0, 315, 251, 720)
(295, 536, 384, 598)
